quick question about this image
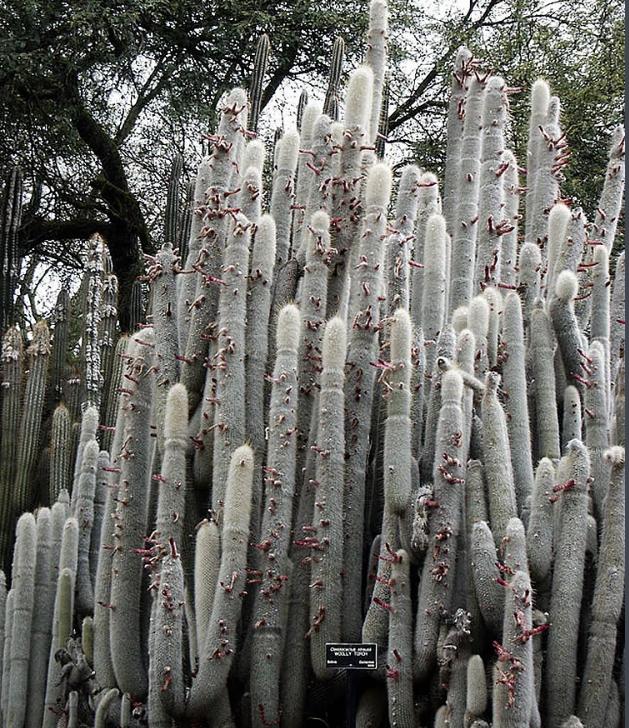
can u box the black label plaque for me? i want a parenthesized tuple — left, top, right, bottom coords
(325, 643, 377, 670)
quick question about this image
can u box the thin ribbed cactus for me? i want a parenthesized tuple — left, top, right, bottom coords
(164, 153, 183, 246)
(323, 37, 345, 118)
(248, 34, 270, 134)
(0, 168, 23, 334)
(13, 321, 50, 522)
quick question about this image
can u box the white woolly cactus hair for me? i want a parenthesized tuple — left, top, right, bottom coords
(344, 65, 373, 130)
(365, 161, 392, 207)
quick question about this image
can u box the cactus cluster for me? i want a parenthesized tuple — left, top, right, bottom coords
(0, 1, 624, 726)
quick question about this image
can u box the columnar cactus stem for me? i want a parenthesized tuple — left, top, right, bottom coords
(211, 211, 252, 513)
(181, 88, 248, 414)
(1, 589, 14, 722)
(292, 101, 322, 247)
(309, 317, 346, 678)
(481, 372, 517, 543)
(499, 151, 519, 287)
(546, 202, 571, 298)
(517, 242, 542, 329)
(530, 303, 560, 460)
(49, 404, 71, 505)
(421, 214, 447, 376)
(411, 171, 441, 324)
(245, 214, 276, 537)
(484, 287, 501, 370)
(552, 208, 586, 288)
(562, 385, 582, 448)
(99, 273, 119, 421)
(529, 94, 564, 254)
(0, 571, 5, 703)
(100, 335, 128, 454)
(590, 243, 611, 391)
(323, 37, 345, 117)
(382, 309, 412, 516)
(365, 0, 389, 147)
(464, 654, 487, 728)
(42, 517, 78, 728)
(250, 305, 300, 726)
(239, 143, 264, 225)
(414, 370, 464, 680)
(177, 156, 212, 351)
(502, 293, 534, 509)
(269, 130, 299, 277)
(550, 271, 584, 392)
(473, 77, 508, 292)
(592, 125, 625, 254)
(75, 439, 99, 615)
(13, 320, 51, 520)
(152, 548, 186, 718)
(526, 458, 554, 595)
(296, 113, 334, 264)
(327, 67, 373, 316)
(442, 47, 473, 236)
(151, 242, 180, 455)
(192, 445, 253, 711)
(164, 154, 183, 247)
(449, 74, 486, 313)
(492, 570, 534, 727)
(248, 34, 270, 134)
(610, 250, 625, 375)
(70, 405, 99, 512)
(0, 326, 22, 562)
(577, 446, 624, 725)
(193, 519, 220, 662)
(49, 289, 71, 404)
(24, 509, 52, 728)
(110, 330, 156, 698)
(584, 341, 610, 516)
(82, 239, 104, 409)
(343, 162, 391, 640)
(155, 383, 188, 567)
(421, 325, 457, 482)
(0, 168, 22, 333)
(470, 521, 503, 635)
(524, 79, 550, 244)
(295, 210, 331, 478)
(545, 439, 590, 728)
(385, 165, 421, 315)
(385, 549, 413, 728)
(7, 513, 36, 728)
(90, 452, 109, 593)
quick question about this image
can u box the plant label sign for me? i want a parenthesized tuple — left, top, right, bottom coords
(325, 643, 377, 670)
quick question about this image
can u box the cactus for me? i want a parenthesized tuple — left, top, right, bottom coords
(343, 162, 391, 641)
(191, 445, 253, 712)
(449, 74, 486, 313)
(109, 330, 156, 698)
(481, 372, 517, 543)
(577, 446, 624, 725)
(414, 369, 464, 680)
(307, 317, 346, 678)
(0, 18, 624, 728)
(248, 34, 270, 134)
(249, 305, 300, 725)
(13, 321, 51, 523)
(323, 37, 345, 117)
(7, 513, 36, 728)
(0, 168, 22, 334)
(386, 549, 413, 728)
(545, 440, 590, 728)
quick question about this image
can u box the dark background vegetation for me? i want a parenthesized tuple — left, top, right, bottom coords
(0, 0, 624, 326)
